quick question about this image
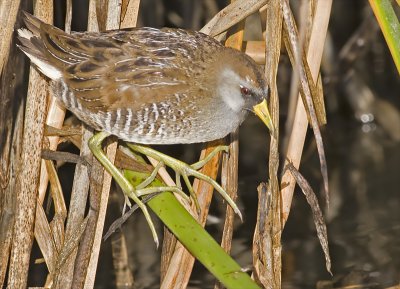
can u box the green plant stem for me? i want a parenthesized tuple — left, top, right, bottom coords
(123, 169, 261, 289)
(369, 0, 400, 74)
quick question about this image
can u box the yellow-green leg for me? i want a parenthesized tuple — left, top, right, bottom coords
(88, 131, 159, 246)
(126, 143, 242, 221)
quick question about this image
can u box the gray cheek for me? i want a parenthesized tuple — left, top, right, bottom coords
(218, 85, 245, 112)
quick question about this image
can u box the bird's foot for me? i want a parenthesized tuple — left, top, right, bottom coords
(126, 143, 242, 220)
(133, 160, 190, 202)
(88, 131, 159, 247)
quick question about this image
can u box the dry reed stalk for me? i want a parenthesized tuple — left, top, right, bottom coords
(82, 140, 118, 289)
(121, 0, 141, 28)
(280, 0, 332, 226)
(0, 81, 25, 287)
(7, 2, 53, 288)
(251, 1, 282, 288)
(201, 0, 270, 36)
(245, 41, 267, 64)
(0, 2, 26, 283)
(54, 128, 92, 288)
(0, 0, 21, 74)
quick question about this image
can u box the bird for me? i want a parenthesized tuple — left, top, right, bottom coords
(17, 12, 273, 245)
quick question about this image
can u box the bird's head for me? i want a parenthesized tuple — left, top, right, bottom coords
(215, 49, 274, 134)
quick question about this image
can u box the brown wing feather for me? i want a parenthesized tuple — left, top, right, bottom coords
(62, 27, 221, 111)
(21, 12, 222, 113)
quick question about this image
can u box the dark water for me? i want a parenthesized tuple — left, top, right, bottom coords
(280, 117, 400, 288)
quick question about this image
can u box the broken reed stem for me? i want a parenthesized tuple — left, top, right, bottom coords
(251, 1, 282, 288)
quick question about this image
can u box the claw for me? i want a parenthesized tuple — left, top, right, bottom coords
(182, 173, 201, 214)
(122, 195, 132, 215)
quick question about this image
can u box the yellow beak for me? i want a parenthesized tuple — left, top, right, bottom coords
(253, 99, 274, 133)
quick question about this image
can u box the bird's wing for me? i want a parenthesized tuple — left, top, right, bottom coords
(18, 12, 220, 112)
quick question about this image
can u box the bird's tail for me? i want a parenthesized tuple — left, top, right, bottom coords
(17, 11, 88, 80)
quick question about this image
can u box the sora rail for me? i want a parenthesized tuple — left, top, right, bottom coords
(17, 12, 273, 244)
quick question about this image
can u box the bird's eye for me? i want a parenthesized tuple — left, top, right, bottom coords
(240, 86, 251, 96)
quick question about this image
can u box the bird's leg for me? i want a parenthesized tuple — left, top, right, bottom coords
(126, 143, 242, 220)
(136, 161, 164, 190)
(191, 146, 229, 170)
(88, 131, 159, 246)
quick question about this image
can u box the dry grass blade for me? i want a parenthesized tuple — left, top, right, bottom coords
(83, 141, 118, 289)
(281, 0, 329, 204)
(34, 205, 58, 275)
(45, 160, 67, 217)
(45, 159, 68, 262)
(286, 163, 332, 274)
(103, 194, 155, 240)
(41, 149, 81, 164)
(111, 231, 134, 288)
(200, 0, 270, 36)
(37, 60, 68, 204)
(52, 217, 89, 286)
(280, 0, 332, 225)
(0, 106, 23, 287)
